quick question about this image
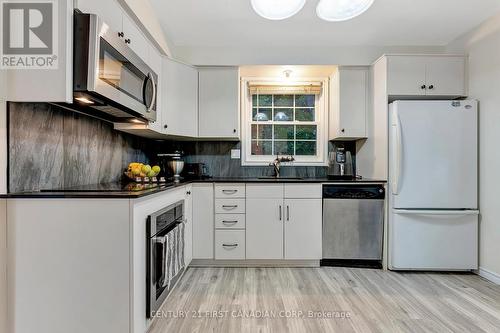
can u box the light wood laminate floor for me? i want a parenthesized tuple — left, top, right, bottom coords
(148, 267, 500, 333)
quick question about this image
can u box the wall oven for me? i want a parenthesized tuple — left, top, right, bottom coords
(146, 201, 185, 318)
(73, 12, 157, 123)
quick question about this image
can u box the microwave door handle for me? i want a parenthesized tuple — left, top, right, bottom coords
(146, 73, 156, 113)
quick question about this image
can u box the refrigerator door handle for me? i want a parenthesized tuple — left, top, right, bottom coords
(393, 209, 479, 216)
(392, 111, 403, 195)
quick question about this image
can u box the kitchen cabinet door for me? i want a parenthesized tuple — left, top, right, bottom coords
(246, 198, 283, 259)
(163, 58, 199, 137)
(122, 13, 149, 63)
(330, 67, 368, 140)
(387, 56, 427, 96)
(198, 67, 239, 139)
(5, 0, 73, 102)
(184, 185, 193, 266)
(425, 56, 467, 97)
(284, 199, 322, 260)
(192, 184, 214, 259)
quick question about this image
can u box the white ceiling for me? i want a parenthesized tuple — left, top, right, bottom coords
(150, 0, 500, 65)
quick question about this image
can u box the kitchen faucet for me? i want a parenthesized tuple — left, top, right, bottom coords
(270, 155, 295, 178)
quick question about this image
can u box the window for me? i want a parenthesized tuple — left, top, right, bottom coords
(241, 78, 329, 166)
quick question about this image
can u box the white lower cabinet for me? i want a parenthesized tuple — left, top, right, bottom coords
(246, 198, 284, 259)
(192, 183, 214, 259)
(246, 184, 322, 260)
(284, 199, 322, 260)
(215, 230, 246, 260)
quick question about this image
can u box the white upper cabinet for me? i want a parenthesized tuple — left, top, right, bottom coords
(78, 0, 150, 66)
(330, 67, 369, 140)
(5, 0, 73, 102)
(386, 55, 467, 97)
(425, 56, 467, 96)
(387, 56, 427, 96)
(121, 13, 149, 63)
(198, 67, 240, 139)
(163, 58, 199, 137)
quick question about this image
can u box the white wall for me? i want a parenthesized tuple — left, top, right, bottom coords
(448, 13, 500, 283)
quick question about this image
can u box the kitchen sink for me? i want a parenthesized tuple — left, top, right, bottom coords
(257, 176, 303, 180)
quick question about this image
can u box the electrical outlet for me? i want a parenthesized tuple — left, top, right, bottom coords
(231, 149, 241, 159)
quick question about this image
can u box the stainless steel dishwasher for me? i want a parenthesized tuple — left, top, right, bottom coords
(321, 185, 385, 268)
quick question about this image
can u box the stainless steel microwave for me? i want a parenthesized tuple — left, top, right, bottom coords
(73, 12, 157, 123)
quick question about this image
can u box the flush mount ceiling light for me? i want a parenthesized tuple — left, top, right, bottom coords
(251, 0, 306, 20)
(316, 0, 374, 22)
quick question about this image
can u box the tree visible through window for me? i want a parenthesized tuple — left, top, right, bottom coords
(251, 94, 318, 157)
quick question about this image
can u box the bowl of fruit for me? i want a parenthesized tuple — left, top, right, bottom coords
(125, 162, 161, 182)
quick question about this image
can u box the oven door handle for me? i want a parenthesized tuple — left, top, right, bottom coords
(153, 237, 166, 284)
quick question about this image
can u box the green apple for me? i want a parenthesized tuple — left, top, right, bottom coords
(152, 165, 161, 174)
(141, 165, 152, 174)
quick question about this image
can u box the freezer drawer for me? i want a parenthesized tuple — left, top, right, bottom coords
(390, 210, 478, 270)
(322, 198, 384, 260)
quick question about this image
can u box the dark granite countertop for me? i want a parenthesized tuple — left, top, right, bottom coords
(1, 177, 386, 199)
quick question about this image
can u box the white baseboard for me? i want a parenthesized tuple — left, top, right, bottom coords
(478, 267, 500, 285)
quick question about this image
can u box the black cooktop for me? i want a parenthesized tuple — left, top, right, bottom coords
(39, 182, 171, 193)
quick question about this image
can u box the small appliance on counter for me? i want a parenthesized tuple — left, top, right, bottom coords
(158, 152, 185, 182)
(328, 146, 355, 180)
(181, 163, 211, 179)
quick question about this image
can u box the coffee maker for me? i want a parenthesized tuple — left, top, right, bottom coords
(328, 146, 355, 180)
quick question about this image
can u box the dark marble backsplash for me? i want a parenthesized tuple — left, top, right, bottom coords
(8, 102, 356, 192)
(152, 141, 356, 179)
(8, 103, 149, 193)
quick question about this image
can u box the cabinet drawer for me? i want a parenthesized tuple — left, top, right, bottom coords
(215, 199, 245, 214)
(284, 184, 322, 199)
(215, 230, 245, 260)
(246, 184, 283, 198)
(215, 214, 246, 229)
(215, 184, 246, 198)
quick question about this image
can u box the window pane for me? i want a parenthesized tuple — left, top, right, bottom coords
(251, 124, 272, 139)
(295, 108, 315, 122)
(273, 108, 293, 122)
(253, 108, 271, 121)
(258, 95, 272, 107)
(274, 125, 294, 140)
(296, 141, 316, 156)
(274, 141, 294, 155)
(251, 140, 272, 155)
(295, 94, 315, 107)
(296, 125, 317, 140)
(252, 95, 257, 107)
(274, 94, 293, 107)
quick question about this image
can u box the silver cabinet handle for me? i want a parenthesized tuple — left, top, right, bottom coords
(222, 190, 238, 194)
(222, 205, 238, 209)
(222, 243, 238, 248)
(222, 220, 238, 224)
(286, 206, 290, 221)
(279, 205, 282, 221)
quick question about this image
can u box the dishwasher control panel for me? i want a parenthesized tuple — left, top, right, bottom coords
(322, 185, 385, 199)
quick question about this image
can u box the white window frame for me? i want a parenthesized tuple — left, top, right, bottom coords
(240, 77, 329, 166)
